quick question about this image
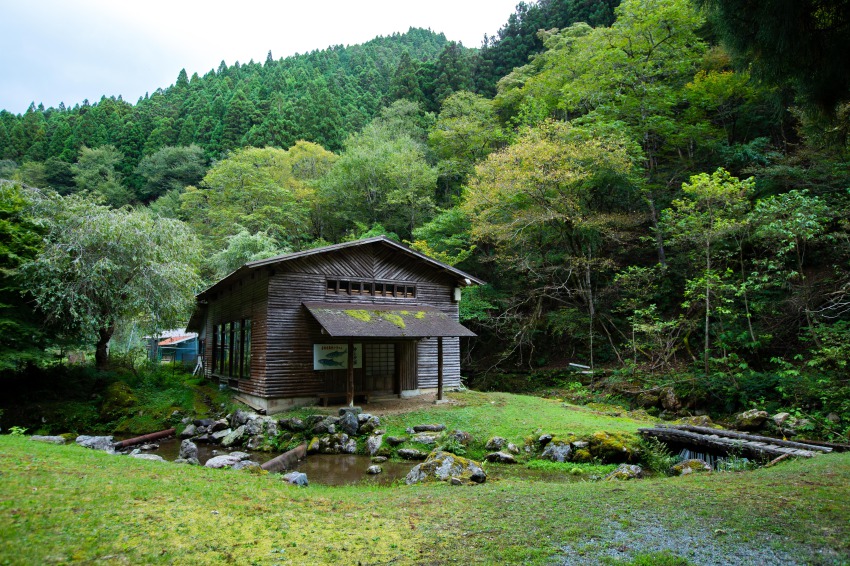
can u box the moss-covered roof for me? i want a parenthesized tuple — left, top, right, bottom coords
(303, 302, 476, 338)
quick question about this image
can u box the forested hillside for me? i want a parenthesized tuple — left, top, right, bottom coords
(1, 0, 849, 437)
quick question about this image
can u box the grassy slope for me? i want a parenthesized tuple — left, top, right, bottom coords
(1, 437, 847, 565)
(1, 392, 848, 565)
(378, 391, 648, 438)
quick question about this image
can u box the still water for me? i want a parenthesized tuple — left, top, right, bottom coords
(146, 437, 412, 485)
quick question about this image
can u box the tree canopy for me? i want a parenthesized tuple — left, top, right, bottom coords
(22, 193, 202, 369)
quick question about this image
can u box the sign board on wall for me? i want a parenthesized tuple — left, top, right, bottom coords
(313, 344, 362, 370)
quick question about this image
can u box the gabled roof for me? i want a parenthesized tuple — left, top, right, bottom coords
(195, 236, 484, 300)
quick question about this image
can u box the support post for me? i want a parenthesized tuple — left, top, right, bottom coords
(347, 338, 354, 407)
(437, 337, 444, 401)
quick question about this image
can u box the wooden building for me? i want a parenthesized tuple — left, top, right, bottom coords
(186, 236, 483, 413)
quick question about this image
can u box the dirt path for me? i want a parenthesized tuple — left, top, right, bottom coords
(318, 392, 461, 416)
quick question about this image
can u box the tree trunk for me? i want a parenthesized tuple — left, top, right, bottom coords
(645, 194, 667, 267)
(95, 322, 115, 371)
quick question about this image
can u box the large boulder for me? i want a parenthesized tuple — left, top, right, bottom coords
(313, 417, 339, 435)
(588, 431, 639, 463)
(405, 451, 486, 485)
(30, 435, 65, 445)
(413, 424, 446, 433)
(339, 406, 362, 417)
(635, 391, 661, 408)
(282, 472, 309, 486)
(358, 416, 381, 435)
(179, 424, 197, 438)
(670, 459, 712, 476)
(338, 411, 360, 436)
(485, 436, 507, 451)
(660, 388, 681, 412)
(384, 436, 408, 446)
(772, 413, 811, 435)
(317, 433, 356, 454)
(675, 415, 715, 427)
(367, 465, 383, 475)
(604, 464, 643, 481)
(735, 409, 769, 431)
(76, 435, 115, 453)
(307, 437, 321, 454)
(179, 439, 199, 461)
(366, 435, 384, 456)
(131, 453, 166, 462)
(280, 417, 305, 432)
(485, 451, 517, 464)
(205, 452, 251, 469)
(221, 425, 246, 448)
(541, 439, 571, 463)
(448, 430, 474, 446)
(209, 419, 229, 433)
(211, 428, 232, 443)
(411, 433, 439, 446)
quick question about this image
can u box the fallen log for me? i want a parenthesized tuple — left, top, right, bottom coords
(113, 428, 176, 450)
(638, 427, 819, 459)
(261, 443, 307, 473)
(765, 453, 792, 468)
(790, 438, 850, 453)
(667, 425, 832, 453)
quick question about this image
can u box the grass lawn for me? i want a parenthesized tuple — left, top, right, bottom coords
(1, 392, 848, 565)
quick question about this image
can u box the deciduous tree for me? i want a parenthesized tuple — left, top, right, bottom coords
(22, 193, 202, 370)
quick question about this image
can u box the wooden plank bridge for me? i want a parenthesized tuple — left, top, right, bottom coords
(639, 424, 833, 460)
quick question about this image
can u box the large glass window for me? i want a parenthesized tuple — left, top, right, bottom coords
(212, 318, 252, 379)
(211, 324, 219, 373)
(241, 319, 251, 378)
(221, 324, 230, 375)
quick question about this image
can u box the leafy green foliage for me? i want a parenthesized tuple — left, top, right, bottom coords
(697, 0, 850, 115)
(134, 144, 206, 201)
(638, 437, 678, 475)
(21, 192, 202, 369)
(0, 182, 55, 370)
(319, 101, 437, 239)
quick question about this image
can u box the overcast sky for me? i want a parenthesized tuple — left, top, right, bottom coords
(0, 0, 522, 114)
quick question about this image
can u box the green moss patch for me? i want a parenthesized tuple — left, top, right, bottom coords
(344, 309, 372, 323)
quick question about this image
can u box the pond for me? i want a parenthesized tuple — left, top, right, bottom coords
(136, 438, 606, 485)
(142, 437, 413, 485)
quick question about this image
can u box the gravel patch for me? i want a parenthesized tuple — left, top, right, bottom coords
(553, 512, 802, 565)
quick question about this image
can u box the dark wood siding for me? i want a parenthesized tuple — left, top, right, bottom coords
(264, 243, 463, 397)
(202, 272, 268, 397)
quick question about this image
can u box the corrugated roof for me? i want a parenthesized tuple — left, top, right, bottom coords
(158, 334, 196, 346)
(303, 302, 476, 338)
(195, 236, 484, 300)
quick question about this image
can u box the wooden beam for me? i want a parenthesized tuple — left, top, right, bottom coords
(437, 336, 444, 401)
(347, 339, 354, 407)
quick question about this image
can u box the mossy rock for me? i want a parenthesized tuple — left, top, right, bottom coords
(99, 382, 137, 419)
(587, 431, 639, 463)
(405, 450, 486, 485)
(571, 448, 593, 463)
(670, 458, 712, 476)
